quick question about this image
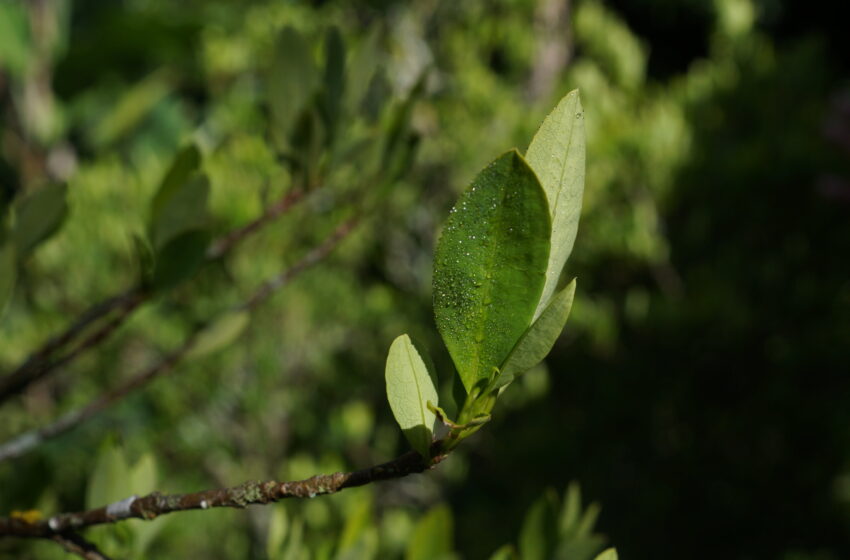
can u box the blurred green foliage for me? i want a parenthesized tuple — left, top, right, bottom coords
(1, 0, 849, 558)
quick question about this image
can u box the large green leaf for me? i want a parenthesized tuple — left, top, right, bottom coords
(12, 183, 68, 257)
(385, 334, 438, 459)
(433, 150, 551, 392)
(268, 26, 318, 148)
(500, 279, 576, 380)
(406, 505, 454, 560)
(526, 90, 586, 319)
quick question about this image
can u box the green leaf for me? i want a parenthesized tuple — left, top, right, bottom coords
(86, 440, 130, 509)
(346, 29, 379, 114)
(337, 490, 374, 557)
(268, 26, 318, 149)
(0, 243, 15, 318)
(500, 279, 576, 380)
(519, 489, 559, 560)
(12, 183, 68, 257)
(186, 311, 251, 359)
(385, 334, 438, 459)
(488, 545, 518, 560)
(433, 150, 551, 393)
(150, 174, 210, 250)
(594, 549, 618, 560)
(321, 26, 345, 140)
(152, 229, 210, 291)
(525, 90, 586, 319)
(266, 505, 289, 560)
(405, 505, 454, 560)
(150, 144, 201, 219)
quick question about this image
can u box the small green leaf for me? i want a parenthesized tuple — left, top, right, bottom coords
(186, 311, 251, 358)
(406, 505, 454, 560)
(385, 334, 438, 458)
(150, 144, 201, 219)
(488, 545, 518, 560)
(433, 150, 551, 393)
(594, 548, 618, 560)
(150, 174, 210, 250)
(526, 90, 585, 319)
(500, 279, 576, 380)
(0, 243, 15, 317)
(152, 229, 210, 291)
(268, 26, 318, 149)
(12, 183, 68, 257)
(519, 489, 559, 560)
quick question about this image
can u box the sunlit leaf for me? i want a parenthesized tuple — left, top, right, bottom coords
(433, 150, 551, 392)
(86, 440, 130, 509)
(594, 548, 618, 560)
(266, 505, 289, 560)
(385, 334, 438, 459)
(406, 505, 454, 560)
(12, 183, 68, 257)
(525, 90, 585, 319)
(186, 311, 251, 358)
(501, 279, 576, 380)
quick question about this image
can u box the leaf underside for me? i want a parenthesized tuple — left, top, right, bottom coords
(526, 90, 586, 319)
(385, 334, 438, 458)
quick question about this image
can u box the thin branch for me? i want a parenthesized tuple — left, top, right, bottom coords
(0, 217, 359, 463)
(0, 189, 306, 404)
(49, 532, 114, 560)
(0, 444, 447, 539)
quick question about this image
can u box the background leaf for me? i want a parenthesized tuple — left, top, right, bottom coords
(385, 334, 438, 458)
(525, 90, 585, 319)
(12, 183, 68, 258)
(268, 26, 318, 149)
(0, 243, 15, 318)
(149, 174, 210, 250)
(433, 150, 551, 392)
(405, 505, 454, 560)
(593, 549, 618, 560)
(501, 279, 576, 379)
(186, 311, 251, 358)
(519, 489, 559, 560)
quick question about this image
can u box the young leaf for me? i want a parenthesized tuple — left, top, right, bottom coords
(525, 90, 586, 319)
(268, 26, 318, 149)
(406, 505, 454, 560)
(500, 279, 576, 380)
(0, 243, 15, 317)
(185, 310, 251, 358)
(385, 334, 438, 458)
(12, 183, 68, 257)
(433, 150, 551, 393)
(594, 549, 618, 560)
(519, 489, 559, 560)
